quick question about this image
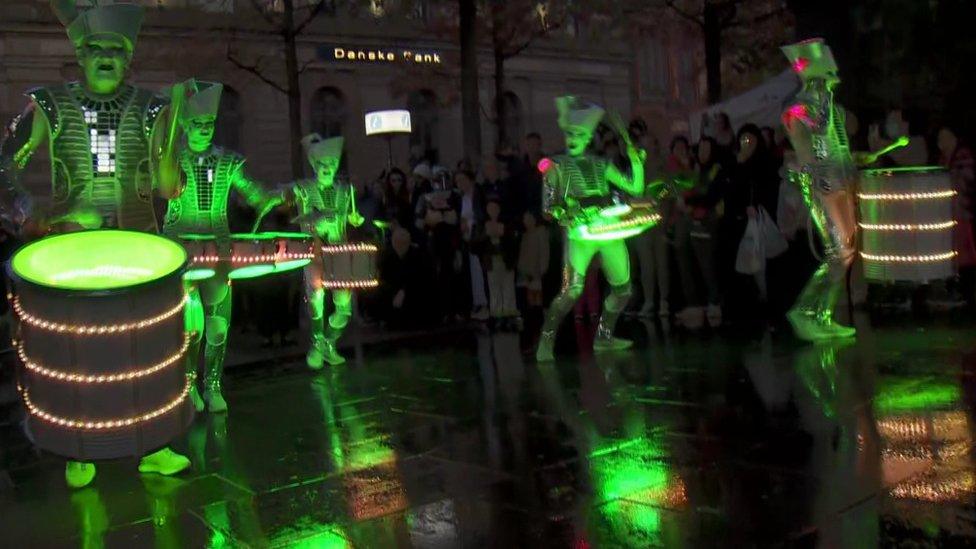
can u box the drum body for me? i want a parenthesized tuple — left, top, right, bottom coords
(177, 232, 313, 280)
(10, 230, 192, 460)
(570, 202, 661, 242)
(858, 167, 956, 282)
(320, 243, 379, 290)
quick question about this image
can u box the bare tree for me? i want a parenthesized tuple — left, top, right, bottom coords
(662, 0, 790, 103)
(226, 0, 332, 178)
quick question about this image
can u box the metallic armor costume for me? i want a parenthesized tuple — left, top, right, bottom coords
(781, 39, 857, 341)
(295, 135, 360, 368)
(536, 97, 645, 361)
(164, 79, 278, 412)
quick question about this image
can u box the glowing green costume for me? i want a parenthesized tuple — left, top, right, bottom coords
(294, 134, 363, 369)
(536, 97, 645, 361)
(164, 80, 278, 413)
(781, 39, 857, 342)
(0, 2, 190, 489)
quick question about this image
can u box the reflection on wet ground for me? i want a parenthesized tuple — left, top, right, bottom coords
(2, 318, 976, 547)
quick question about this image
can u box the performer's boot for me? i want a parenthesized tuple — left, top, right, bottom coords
(138, 447, 191, 476)
(307, 335, 326, 370)
(788, 263, 833, 342)
(322, 325, 346, 366)
(536, 287, 580, 362)
(203, 341, 228, 413)
(186, 339, 204, 413)
(306, 288, 327, 370)
(184, 286, 206, 412)
(65, 461, 96, 489)
(816, 266, 855, 339)
(594, 284, 633, 352)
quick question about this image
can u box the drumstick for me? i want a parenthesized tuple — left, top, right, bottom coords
(864, 136, 910, 165)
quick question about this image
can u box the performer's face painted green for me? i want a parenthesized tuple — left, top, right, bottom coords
(78, 35, 130, 95)
(315, 158, 340, 187)
(184, 116, 216, 153)
(565, 127, 592, 158)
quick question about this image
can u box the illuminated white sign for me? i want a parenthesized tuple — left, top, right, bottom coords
(365, 110, 412, 136)
(328, 47, 442, 65)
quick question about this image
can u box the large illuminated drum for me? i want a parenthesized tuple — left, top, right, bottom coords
(858, 167, 957, 282)
(320, 243, 379, 290)
(178, 232, 313, 281)
(9, 231, 193, 460)
(568, 199, 661, 242)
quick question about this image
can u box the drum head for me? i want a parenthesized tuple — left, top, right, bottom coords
(230, 231, 310, 241)
(229, 265, 277, 280)
(12, 230, 186, 291)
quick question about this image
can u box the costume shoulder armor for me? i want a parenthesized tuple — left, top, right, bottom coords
(25, 86, 62, 137)
(143, 90, 169, 141)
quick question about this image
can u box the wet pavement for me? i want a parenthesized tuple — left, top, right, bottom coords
(2, 317, 976, 548)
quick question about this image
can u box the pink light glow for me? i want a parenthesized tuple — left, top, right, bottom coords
(782, 103, 811, 130)
(538, 157, 554, 174)
(792, 57, 810, 74)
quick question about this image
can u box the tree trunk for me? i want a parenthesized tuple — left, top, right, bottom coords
(491, 5, 508, 151)
(282, 0, 305, 179)
(458, 0, 482, 164)
(703, 1, 722, 104)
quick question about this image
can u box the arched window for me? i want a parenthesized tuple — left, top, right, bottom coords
(407, 89, 439, 162)
(214, 85, 241, 151)
(500, 91, 523, 149)
(311, 87, 347, 139)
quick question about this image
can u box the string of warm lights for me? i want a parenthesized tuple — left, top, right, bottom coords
(321, 243, 379, 254)
(858, 221, 956, 231)
(9, 293, 187, 335)
(321, 279, 379, 289)
(19, 379, 190, 430)
(588, 213, 662, 235)
(16, 333, 190, 383)
(191, 252, 314, 264)
(891, 471, 975, 502)
(876, 413, 968, 440)
(861, 251, 957, 263)
(858, 190, 956, 201)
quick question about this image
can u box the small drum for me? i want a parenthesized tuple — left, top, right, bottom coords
(321, 242, 379, 290)
(858, 167, 956, 282)
(177, 232, 314, 280)
(9, 230, 193, 460)
(570, 201, 661, 242)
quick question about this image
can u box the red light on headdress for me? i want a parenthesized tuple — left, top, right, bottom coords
(782, 103, 812, 130)
(792, 57, 810, 74)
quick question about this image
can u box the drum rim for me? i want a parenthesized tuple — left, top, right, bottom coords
(860, 165, 946, 176)
(10, 230, 187, 297)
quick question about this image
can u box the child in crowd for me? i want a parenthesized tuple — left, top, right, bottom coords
(482, 200, 519, 328)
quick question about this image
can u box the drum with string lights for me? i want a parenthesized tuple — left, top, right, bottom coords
(858, 167, 957, 282)
(320, 243, 379, 290)
(8, 230, 193, 460)
(178, 232, 314, 281)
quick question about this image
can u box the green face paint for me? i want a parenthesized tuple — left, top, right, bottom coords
(79, 36, 129, 96)
(184, 115, 216, 153)
(12, 230, 186, 290)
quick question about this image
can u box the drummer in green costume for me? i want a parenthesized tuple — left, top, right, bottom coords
(293, 134, 365, 369)
(0, 2, 189, 488)
(163, 79, 282, 413)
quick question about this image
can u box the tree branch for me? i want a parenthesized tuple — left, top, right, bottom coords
(294, 0, 330, 37)
(664, 0, 704, 27)
(728, 5, 789, 28)
(247, 0, 279, 27)
(227, 50, 288, 95)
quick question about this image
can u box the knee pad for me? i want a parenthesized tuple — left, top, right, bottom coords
(605, 284, 632, 312)
(328, 312, 350, 330)
(205, 316, 229, 346)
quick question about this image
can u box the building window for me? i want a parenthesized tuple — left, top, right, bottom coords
(311, 87, 347, 139)
(407, 89, 438, 163)
(500, 91, 523, 149)
(639, 37, 668, 100)
(214, 85, 241, 151)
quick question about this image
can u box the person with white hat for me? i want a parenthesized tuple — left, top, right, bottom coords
(535, 96, 647, 361)
(780, 38, 858, 342)
(163, 79, 283, 413)
(293, 134, 365, 369)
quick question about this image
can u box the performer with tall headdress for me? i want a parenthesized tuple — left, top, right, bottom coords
(163, 79, 283, 413)
(0, 1, 189, 488)
(780, 39, 858, 341)
(293, 134, 365, 369)
(535, 97, 646, 361)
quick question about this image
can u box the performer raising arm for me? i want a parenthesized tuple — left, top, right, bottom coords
(536, 96, 645, 362)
